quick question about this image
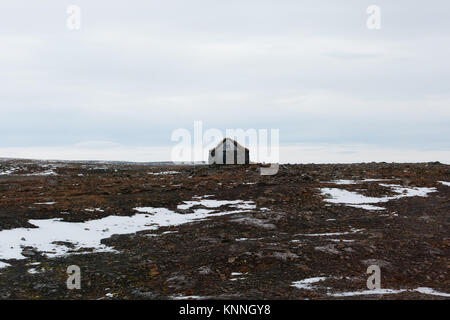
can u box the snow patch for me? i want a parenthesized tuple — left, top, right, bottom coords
(26, 170, 57, 176)
(27, 267, 44, 274)
(0, 199, 255, 262)
(413, 287, 450, 297)
(235, 237, 264, 241)
(84, 208, 104, 212)
(149, 171, 179, 175)
(295, 228, 363, 237)
(328, 180, 358, 185)
(347, 204, 385, 211)
(171, 295, 206, 300)
(292, 274, 450, 298)
(291, 277, 327, 290)
(328, 288, 406, 297)
(328, 287, 450, 297)
(327, 179, 391, 185)
(0, 168, 17, 175)
(320, 183, 436, 211)
(178, 199, 255, 211)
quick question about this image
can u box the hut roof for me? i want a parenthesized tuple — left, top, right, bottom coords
(210, 138, 249, 152)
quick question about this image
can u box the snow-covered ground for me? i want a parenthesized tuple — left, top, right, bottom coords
(328, 288, 407, 297)
(26, 169, 57, 176)
(0, 168, 17, 175)
(320, 181, 436, 211)
(0, 198, 256, 267)
(291, 276, 450, 297)
(0, 165, 57, 176)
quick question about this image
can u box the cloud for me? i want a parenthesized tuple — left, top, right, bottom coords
(0, 0, 449, 159)
(73, 141, 122, 149)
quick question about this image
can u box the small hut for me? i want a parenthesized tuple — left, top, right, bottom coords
(208, 138, 250, 165)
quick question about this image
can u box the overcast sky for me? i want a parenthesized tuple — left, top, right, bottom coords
(1, 1, 449, 162)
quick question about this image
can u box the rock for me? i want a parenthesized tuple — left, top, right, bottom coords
(33, 283, 58, 291)
(198, 266, 212, 275)
(132, 288, 160, 299)
(21, 248, 37, 257)
(314, 244, 340, 255)
(272, 251, 299, 261)
(231, 217, 276, 229)
(0, 291, 11, 299)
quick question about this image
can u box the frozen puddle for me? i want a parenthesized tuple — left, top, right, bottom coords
(320, 182, 436, 211)
(0, 199, 255, 266)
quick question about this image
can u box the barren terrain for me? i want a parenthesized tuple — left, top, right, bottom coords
(0, 159, 449, 299)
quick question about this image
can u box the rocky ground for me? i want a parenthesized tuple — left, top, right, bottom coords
(0, 159, 449, 300)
